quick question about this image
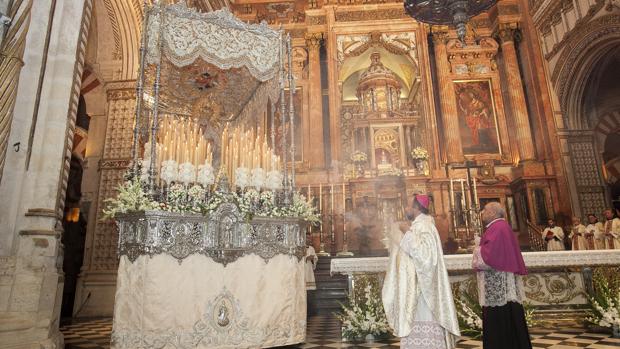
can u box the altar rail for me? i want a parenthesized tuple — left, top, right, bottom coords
(331, 250, 620, 324)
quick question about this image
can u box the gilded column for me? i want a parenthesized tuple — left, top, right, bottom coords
(306, 33, 325, 168)
(432, 29, 464, 164)
(498, 24, 536, 161)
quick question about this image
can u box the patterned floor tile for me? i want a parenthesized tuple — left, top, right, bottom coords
(58, 315, 620, 349)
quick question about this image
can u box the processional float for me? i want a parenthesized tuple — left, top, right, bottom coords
(110, 2, 314, 348)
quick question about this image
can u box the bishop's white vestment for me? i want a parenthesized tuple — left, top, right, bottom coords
(382, 214, 460, 349)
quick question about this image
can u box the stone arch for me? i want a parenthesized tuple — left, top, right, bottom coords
(552, 14, 620, 129)
(102, 0, 142, 80)
(551, 14, 620, 216)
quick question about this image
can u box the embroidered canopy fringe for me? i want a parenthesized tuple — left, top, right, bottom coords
(146, 4, 281, 82)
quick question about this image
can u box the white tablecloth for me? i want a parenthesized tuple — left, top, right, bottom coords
(111, 253, 306, 349)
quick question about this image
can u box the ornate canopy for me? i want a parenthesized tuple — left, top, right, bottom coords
(146, 3, 281, 82)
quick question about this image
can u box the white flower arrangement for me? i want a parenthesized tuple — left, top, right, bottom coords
(410, 147, 429, 160)
(336, 276, 390, 341)
(196, 163, 215, 186)
(265, 170, 283, 190)
(101, 177, 160, 220)
(453, 286, 537, 339)
(251, 167, 266, 189)
(178, 162, 196, 185)
(351, 151, 368, 163)
(586, 268, 620, 330)
(235, 167, 250, 189)
(104, 170, 320, 223)
(160, 160, 179, 185)
(281, 192, 320, 224)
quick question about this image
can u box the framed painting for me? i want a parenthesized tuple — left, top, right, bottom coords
(453, 79, 501, 156)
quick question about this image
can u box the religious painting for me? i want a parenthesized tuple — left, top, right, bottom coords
(454, 80, 501, 155)
(273, 88, 303, 162)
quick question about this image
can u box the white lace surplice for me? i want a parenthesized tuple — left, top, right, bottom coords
(473, 247, 524, 307)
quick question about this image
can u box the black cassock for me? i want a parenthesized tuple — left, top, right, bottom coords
(482, 301, 532, 349)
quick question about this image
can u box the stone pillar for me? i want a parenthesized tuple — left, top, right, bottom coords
(432, 29, 464, 164)
(306, 33, 325, 169)
(0, 0, 92, 347)
(74, 83, 136, 317)
(498, 24, 536, 162)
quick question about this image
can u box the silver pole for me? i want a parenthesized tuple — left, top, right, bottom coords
(148, 3, 165, 197)
(270, 100, 275, 168)
(131, 0, 150, 177)
(279, 32, 288, 203)
(287, 35, 295, 191)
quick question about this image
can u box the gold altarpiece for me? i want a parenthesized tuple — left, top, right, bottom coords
(236, 6, 563, 255)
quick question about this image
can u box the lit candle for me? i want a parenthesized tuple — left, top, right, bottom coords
(331, 184, 334, 215)
(308, 184, 311, 200)
(473, 177, 478, 207)
(449, 178, 454, 210)
(319, 183, 322, 212)
(342, 182, 345, 213)
(460, 179, 466, 209)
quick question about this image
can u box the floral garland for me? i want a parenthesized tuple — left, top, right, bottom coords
(336, 275, 390, 341)
(586, 267, 620, 329)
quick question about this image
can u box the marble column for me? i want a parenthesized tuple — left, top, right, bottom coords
(498, 24, 536, 162)
(0, 1, 92, 347)
(306, 33, 325, 168)
(432, 30, 464, 164)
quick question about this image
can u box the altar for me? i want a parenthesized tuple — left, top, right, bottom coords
(331, 250, 620, 324)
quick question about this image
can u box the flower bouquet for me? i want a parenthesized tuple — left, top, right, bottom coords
(410, 147, 429, 160)
(335, 275, 390, 342)
(453, 285, 537, 339)
(586, 267, 620, 337)
(351, 151, 368, 163)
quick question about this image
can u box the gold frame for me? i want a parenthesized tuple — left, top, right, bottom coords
(453, 78, 503, 159)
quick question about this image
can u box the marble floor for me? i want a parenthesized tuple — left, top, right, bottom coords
(60, 315, 620, 349)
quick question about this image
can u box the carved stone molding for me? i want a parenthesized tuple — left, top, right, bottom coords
(495, 22, 520, 43)
(330, 250, 620, 275)
(305, 33, 323, 50)
(334, 8, 408, 22)
(446, 37, 499, 74)
(552, 14, 620, 113)
(106, 88, 136, 101)
(307, 15, 326, 26)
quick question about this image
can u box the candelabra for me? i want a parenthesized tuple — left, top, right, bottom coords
(449, 177, 482, 250)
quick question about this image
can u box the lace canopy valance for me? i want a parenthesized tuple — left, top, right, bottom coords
(146, 3, 281, 82)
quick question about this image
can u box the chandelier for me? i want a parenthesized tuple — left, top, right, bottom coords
(404, 0, 497, 42)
